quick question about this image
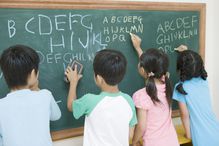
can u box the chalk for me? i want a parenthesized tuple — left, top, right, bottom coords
(56, 100, 62, 104)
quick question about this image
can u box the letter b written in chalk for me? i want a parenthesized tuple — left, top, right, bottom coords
(8, 20, 16, 38)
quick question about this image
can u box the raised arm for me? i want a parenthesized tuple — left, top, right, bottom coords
(65, 65, 82, 112)
(130, 33, 143, 58)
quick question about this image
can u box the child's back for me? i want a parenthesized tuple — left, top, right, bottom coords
(133, 84, 178, 146)
(129, 33, 179, 146)
(0, 89, 60, 146)
(174, 77, 219, 146)
(78, 92, 135, 146)
(173, 49, 219, 146)
(0, 45, 61, 146)
(65, 49, 137, 146)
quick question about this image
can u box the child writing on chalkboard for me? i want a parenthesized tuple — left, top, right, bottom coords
(65, 49, 137, 146)
(130, 33, 179, 146)
(173, 46, 219, 146)
(0, 45, 61, 146)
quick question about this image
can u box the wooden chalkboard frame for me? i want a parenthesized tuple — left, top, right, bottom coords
(0, 0, 206, 141)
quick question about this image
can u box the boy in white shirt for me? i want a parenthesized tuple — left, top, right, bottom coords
(65, 49, 137, 146)
(0, 45, 61, 146)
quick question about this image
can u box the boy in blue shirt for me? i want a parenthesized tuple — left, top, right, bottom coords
(65, 49, 137, 146)
(0, 45, 61, 146)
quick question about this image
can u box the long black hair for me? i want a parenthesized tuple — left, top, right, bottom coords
(139, 48, 172, 107)
(176, 50, 207, 95)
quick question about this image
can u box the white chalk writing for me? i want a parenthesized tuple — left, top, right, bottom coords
(7, 13, 107, 62)
(0, 72, 3, 79)
(156, 15, 198, 53)
(102, 16, 143, 43)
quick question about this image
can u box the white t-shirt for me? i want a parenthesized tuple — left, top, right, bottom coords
(0, 89, 61, 146)
(73, 91, 137, 146)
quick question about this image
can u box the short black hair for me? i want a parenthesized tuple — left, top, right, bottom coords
(0, 44, 39, 89)
(176, 50, 207, 95)
(93, 49, 127, 86)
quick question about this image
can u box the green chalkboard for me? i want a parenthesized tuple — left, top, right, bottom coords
(0, 1, 205, 140)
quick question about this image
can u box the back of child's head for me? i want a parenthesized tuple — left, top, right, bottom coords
(176, 50, 207, 95)
(139, 48, 172, 106)
(93, 49, 127, 86)
(0, 44, 39, 89)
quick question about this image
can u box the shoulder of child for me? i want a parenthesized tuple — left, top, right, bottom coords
(37, 89, 52, 95)
(75, 93, 99, 102)
(133, 88, 150, 100)
(132, 88, 153, 110)
(120, 92, 133, 102)
(34, 89, 54, 100)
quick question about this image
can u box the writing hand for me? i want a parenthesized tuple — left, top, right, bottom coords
(130, 33, 143, 57)
(174, 45, 188, 52)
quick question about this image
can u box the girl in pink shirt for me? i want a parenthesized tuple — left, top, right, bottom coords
(130, 33, 179, 146)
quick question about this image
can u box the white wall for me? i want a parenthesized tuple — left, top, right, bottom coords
(206, 0, 219, 119)
(53, 0, 219, 145)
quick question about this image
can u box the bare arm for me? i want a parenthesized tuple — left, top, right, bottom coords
(129, 127, 134, 141)
(65, 65, 82, 112)
(179, 102, 191, 139)
(130, 33, 143, 58)
(132, 108, 147, 145)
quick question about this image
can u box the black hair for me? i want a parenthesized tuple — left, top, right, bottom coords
(139, 48, 172, 107)
(176, 50, 207, 95)
(0, 44, 39, 89)
(93, 49, 127, 86)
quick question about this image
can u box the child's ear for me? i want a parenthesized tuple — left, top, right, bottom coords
(27, 69, 38, 87)
(96, 74, 103, 84)
(30, 69, 38, 78)
(138, 66, 147, 78)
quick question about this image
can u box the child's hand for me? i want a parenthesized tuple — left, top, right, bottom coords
(130, 33, 143, 57)
(174, 45, 188, 52)
(65, 65, 83, 85)
(130, 33, 142, 50)
(132, 141, 142, 146)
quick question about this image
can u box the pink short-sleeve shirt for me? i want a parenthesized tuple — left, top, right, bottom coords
(133, 84, 179, 146)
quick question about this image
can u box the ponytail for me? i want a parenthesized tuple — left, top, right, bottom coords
(201, 65, 208, 80)
(176, 55, 188, 95)
(145, 76, 159, 104)
(176, 83, 187, 95)
(165, 76, 172, 107)
(145, 74, 172, 107)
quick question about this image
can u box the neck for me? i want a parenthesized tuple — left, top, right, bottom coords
(154, 78, 164, 85)
(101, 84, 119, 93)
(11, 85, 29, 92)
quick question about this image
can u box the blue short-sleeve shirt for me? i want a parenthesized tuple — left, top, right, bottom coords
(173, 77, 219, 146)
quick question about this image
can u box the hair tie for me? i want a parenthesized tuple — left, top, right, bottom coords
(148, 72, 155, 77)
(166, 72, 170, 78)
(161, 72, 170, 82)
